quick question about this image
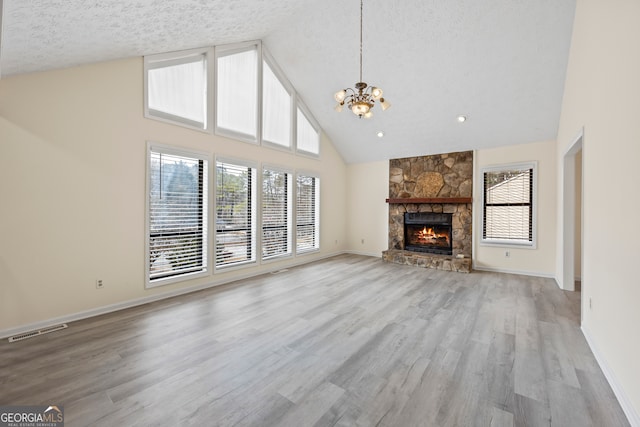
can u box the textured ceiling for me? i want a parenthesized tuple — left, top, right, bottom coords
(1, 0, 576, 163)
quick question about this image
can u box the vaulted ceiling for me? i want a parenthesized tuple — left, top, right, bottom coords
(1, 0, 576, 163)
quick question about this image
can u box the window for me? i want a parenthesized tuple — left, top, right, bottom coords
(144, 48, 210, 130)
(144, 42, 323, 157)
(296, 102, 320, 156)
(147, 144, 208, 286)
(215, 43, 259, 142)
(262, 51, 293, 150)
(262, 167, 292, 260)
(296, 174, 320, 253)
(215, 159, 257, 268)
(482, 163, 536, 246)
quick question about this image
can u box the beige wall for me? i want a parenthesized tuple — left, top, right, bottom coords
(556, 0, 640, 421)
(346, 142, 557, 277)
(0, 57, 348, 333)
(473, 140, 557, 276)
(346, 161, 389, 256)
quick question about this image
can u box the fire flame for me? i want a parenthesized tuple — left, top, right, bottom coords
(416, 226, 449, 244)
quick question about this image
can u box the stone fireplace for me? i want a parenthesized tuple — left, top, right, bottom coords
(382, 151, 473, 273)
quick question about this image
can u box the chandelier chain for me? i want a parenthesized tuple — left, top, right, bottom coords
(359, 0, 363, 83)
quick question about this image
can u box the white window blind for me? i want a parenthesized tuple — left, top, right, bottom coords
(483, 166, 534, 244)
(296, 174, 320, 253)
(216, 47, 258, 140)
(296, 106, 320, 156)
(146, 52, 208, 129)
(262, 59, 292, 149)
(262, 168, 292, 260)
(148, 148, 208, 283)
(216, 160, 256, 267)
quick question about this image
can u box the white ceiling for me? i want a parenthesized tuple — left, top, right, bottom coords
(1, 0, 576, 164)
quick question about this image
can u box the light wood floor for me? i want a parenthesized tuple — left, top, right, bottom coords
(0, 254, 630, 426)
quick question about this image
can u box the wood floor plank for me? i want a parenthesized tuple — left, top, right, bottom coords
(576, 368, 631, 427)
(275, 381, 345, 427)
(538, 320, 581, 388)
(485, 331, 516, 412)
(0, 254, 630, 426)
(546, 378, 593, 427)
(490, 406, 515, 427)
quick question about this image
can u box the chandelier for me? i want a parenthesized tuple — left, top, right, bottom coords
(334, 0, 390, 119)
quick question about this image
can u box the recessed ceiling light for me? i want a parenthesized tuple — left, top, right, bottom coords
(376, 131, 385, 138)
(457, 115, 467, 123)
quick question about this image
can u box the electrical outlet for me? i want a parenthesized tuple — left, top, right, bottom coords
(504, 250, 510, 258)
(96, 279, 104, 289)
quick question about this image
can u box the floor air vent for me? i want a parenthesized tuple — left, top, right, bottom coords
(8, 324, 68, 343)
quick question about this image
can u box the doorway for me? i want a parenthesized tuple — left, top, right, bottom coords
(562, 130, 584, 318)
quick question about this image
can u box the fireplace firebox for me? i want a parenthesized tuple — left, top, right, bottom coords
(404, 212, 453, 255)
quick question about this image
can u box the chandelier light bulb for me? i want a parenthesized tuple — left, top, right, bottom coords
(334, 102, 344, 112)
(334, 90, 347, 103)
(351, 101, 371, 116)
(371, 87, 383, 99)
(380, 98, 391, 111)
(364, 111, 373, 119)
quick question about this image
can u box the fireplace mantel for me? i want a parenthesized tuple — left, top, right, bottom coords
(385, 197, 472, 204)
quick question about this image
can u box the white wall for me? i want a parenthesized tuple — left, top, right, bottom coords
(556, 0, 640, 422)
(473, 140, 557, 277)
(0, 57, 348, 334)
(346, 161, 388, 256)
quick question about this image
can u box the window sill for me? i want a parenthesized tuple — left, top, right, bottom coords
(480, 239, 537, 250)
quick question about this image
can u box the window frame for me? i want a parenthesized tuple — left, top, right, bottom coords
(143, 41, 324, 159)
(295, 99, 321, 158)
(480, 161, 537, 248)
(260, 164, 293, 261)
(295, 172, 321, 254)
(145, 142, 212, 288)
(214, 41, 262, 145)
(214, 156, 258, 271)
(143, 47, 213, 132)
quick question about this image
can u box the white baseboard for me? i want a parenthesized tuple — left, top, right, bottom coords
(344, 250, 382, 257)
(582, 325, 640, 427)
(0, 251, 347, 340)
(472, 265, 555, 279)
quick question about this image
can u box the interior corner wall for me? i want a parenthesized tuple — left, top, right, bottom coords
(346, 160, 389, 256)
(556, 0, 640, 423)
(574, 150, 582, 279)
(0, 57, 348, 333)
(473, 140, 557, 277)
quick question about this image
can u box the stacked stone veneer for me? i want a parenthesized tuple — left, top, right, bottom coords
(382, 151, 473, 273)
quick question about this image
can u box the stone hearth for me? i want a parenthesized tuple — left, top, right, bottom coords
(382, 249, 472, 273)
(382, 151, 473, 273)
